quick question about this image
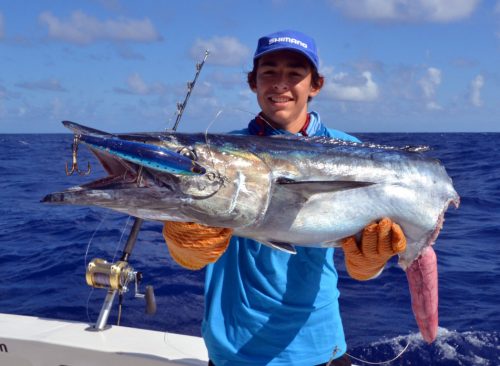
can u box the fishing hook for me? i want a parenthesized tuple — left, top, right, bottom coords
(65, 134, 91, 176)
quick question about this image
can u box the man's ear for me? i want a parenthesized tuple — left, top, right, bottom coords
(247, 69, 258, 92)
(309, 76, 324, 98)
(249, 80, 257, 93)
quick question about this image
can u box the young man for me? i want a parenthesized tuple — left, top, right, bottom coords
(163, 30, 406, 366)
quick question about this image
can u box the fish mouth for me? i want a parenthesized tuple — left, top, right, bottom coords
(74, 149, 170, 191)
(42, 120, 207, 204)
(42, 146, 178, 205)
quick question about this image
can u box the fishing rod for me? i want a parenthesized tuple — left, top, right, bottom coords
(86, 50, 210, 331)
(119, 49, 210, 261)
(173, 50, 210, 131)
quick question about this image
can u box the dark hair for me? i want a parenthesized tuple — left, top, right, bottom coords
(247, 59, 324, 101)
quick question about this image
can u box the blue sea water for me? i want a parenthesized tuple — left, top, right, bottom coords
(0, 132, 499, 365)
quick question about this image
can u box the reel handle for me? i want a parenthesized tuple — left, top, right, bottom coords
(145, 286, 157, 315)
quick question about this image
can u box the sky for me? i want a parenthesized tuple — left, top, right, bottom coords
(0, 0, 499, 133)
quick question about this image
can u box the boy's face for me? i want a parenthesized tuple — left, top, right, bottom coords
(252, 50, 322, 133)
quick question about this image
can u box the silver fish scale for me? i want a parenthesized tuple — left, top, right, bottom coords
(46, 122, 459, 270)
(150, 131, 458, 268)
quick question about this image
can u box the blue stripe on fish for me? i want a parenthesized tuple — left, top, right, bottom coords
(80, 135, 206, 175)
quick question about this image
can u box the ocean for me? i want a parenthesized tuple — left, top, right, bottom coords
(0, 132, 499, 365)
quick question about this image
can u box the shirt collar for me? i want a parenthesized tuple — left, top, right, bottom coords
(248, 111, 325, 137)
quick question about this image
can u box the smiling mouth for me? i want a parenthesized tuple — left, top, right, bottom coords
(269, 96, 293, 103)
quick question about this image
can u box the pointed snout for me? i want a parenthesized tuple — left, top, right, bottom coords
(80, 135, 206, 175)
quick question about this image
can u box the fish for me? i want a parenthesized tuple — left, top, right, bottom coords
(43, 120, 459, 343)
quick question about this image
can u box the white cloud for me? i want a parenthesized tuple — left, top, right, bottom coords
(50, 97, 65, 117)
(418, 67, 442, 110)
(190, 36, 250, 67)
(126, 73, 149, 94)
(469, 74, 484, 107)
(323, 71, 379, 102)
(0, 12, 4, 39)
(114, 73, 167, 95)
(419, 67, 441, 98)
(39, 10, 161, 44)
(18, 107, 27, 117)
(426, 101, 442, 110)
(330, 0, 479, 23)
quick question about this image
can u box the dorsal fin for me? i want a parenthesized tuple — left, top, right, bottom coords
(62, 121, 113, 137)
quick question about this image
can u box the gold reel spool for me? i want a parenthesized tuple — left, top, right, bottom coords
(86, 258, 135, 291)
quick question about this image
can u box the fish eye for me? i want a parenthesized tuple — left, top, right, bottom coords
(177, 146, 197, 160)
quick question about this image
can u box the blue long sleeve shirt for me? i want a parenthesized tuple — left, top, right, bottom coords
(202, 111, 360, 366)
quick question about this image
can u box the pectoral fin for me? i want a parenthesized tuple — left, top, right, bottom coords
(261, 240, 297, 254)
(276, 177, 374, 196)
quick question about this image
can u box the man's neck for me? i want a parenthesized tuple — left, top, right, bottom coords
(259, 112, 310, 135)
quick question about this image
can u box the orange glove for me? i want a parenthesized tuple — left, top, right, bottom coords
(341, 218, 406, 281)
(162, 221, 233, 270)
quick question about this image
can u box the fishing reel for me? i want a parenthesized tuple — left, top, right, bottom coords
(86, 258, 135, 291)
(86, 258, 156, 315)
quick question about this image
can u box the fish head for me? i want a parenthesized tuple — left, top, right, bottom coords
(42, 122, 272, 227)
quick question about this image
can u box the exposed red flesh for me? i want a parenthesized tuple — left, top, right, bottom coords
(406, 246, 438, 343)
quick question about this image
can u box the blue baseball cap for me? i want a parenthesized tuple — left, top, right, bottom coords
(253, 30, 319, 70)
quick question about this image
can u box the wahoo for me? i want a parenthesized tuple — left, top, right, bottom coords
(44, 121, 459, 343)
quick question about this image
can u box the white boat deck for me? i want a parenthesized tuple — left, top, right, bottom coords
(0, 313, 208, 366)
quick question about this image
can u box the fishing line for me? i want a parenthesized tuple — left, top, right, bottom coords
(163, 109, 178, 132)
(204, 108, 224, 137)
(84, 211, 109, 269)
(256, 113, 280, 134)
(83, 211, 106, 325)
(230, 106, 259, 120)
(85, 287, 95, 324)
(203, 108, 224, 163)
(112, 215, 132, 262)
(83, 211, 131, 324)
(203, 108, 227, 187)
(230, 106, 280, 134)
(327, 341, 410, 365)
